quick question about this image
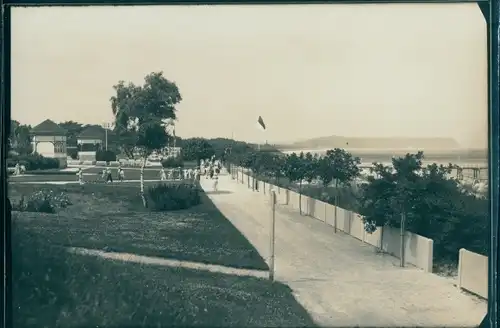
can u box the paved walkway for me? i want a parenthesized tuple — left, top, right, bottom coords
(200, 175, 486, 327)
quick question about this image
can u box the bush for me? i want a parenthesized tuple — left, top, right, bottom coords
(26, 170, 75, 176)
(67, 148, 78, 159)
(161, 156, 184, 168)
(146, 183, 201, 211)
(96, 150, 117, 162)
(13, 190, 72, 213)
(8, 154, 60, 171)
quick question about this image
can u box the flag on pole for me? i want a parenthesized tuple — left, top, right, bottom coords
(257, 116, 266, 130)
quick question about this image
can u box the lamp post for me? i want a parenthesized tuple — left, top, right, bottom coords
(102, 122, 113, 151)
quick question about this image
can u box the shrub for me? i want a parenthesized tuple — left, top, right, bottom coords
(13, 190, 72, 213)
(27, 170, 76, 176)
(96, 150, 117, 162)
(67, 147, 78, 159)
(146, 183, 201, 211)
(161, 156, 184, 168)
(9, 154, 60, 171)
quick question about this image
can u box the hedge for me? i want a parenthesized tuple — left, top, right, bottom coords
(96, 150, 117, 162)
(7, 154, 60, 171)
(161, 157, 184, 168)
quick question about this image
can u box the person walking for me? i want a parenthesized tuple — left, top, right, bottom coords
(76, 168, 84, 184)
(118, 168, 125, 182)
(213, 175, 219, 191)
(106, 167, 113, 183)
(160, 167, 167, 181)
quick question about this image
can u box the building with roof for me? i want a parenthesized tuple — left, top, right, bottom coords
(30, 119, 68, 168)
(76, 125, 109, 161)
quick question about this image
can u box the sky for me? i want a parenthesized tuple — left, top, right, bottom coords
(11, 4, 487, 148)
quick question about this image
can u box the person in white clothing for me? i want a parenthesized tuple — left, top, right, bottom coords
(160, 167, 167, 181)
(14, 163, 20, 176)
(76, 168, 84, 184)
(118, 168, 125, 182)
(213, 175, 219, 191)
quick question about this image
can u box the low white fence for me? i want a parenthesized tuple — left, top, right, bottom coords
(458, 248, 488, 299)
(233, 167, 434, 272)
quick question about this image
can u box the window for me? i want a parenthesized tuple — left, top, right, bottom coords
(54, 142, 65, 153)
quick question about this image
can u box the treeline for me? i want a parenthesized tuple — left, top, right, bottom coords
(221, 145, 488, 264)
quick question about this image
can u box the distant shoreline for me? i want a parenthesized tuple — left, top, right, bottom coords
(279, 148, 488, 166)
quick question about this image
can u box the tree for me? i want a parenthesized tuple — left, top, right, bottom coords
(316, 148, 361, 232)
(303, 152, 319, 184)
(110, 72, 182, 207)
(357, 151, 489, 264)
(9, 120, 32, 155)
(283, 152, 308, 214)
(58, 121, 83, 148)
(263, 154, 286, 186)
(181, 138, 215, 165)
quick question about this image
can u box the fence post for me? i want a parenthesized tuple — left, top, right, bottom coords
(400, 212, 406, 267)
(269, 191, 277, 282)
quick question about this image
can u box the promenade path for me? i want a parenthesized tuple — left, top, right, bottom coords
(199, 174, 486, 327)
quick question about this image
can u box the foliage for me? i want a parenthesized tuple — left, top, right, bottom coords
(96, 150, 117, 162)
(146, 183, 201, 211)
(110, 71, 182, 160)
(181, 138, 215, 164)
(67, 147, 78, 159)
(303, 152, 320, 184)
(317, 148, 361, 187)
(8, 154, 60, 170)
(9, 120, 33, 155)
(110, 71, 182, 207)
(161, 156, 184, 168)
(58, 121, 84, 147)
(22, 169, 77, 176)
(358, 152, 488, 260)
(283, 152, 308, 186)
(13, 190, 72, 213)
(232, 145, 488, 262)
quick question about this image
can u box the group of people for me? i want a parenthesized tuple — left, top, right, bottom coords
(159, 167, 200, 181)
(200, 157, 222, 191)
(74, 158, 223, 187)
(76, 166, 124, 184)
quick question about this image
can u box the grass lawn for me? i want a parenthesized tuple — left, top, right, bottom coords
(9, 182, 268, 271)
(13, 223, 315, 327)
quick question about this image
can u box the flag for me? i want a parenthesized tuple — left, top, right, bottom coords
(257, 116, 266, 130)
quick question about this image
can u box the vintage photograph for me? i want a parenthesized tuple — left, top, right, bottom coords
(9, 3, 489, 327)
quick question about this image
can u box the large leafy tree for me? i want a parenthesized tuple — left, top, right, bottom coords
(181, 138, 215, 164)
(359, 152, 426, 234)
(110, 72, 182, 207)
(9, 120, 32, 155)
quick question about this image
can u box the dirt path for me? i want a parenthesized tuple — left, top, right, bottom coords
(199, 175, 487, 327)
(69, 247, 268, 279)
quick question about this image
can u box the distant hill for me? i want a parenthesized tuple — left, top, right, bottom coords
(278, 135, 462, 151)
